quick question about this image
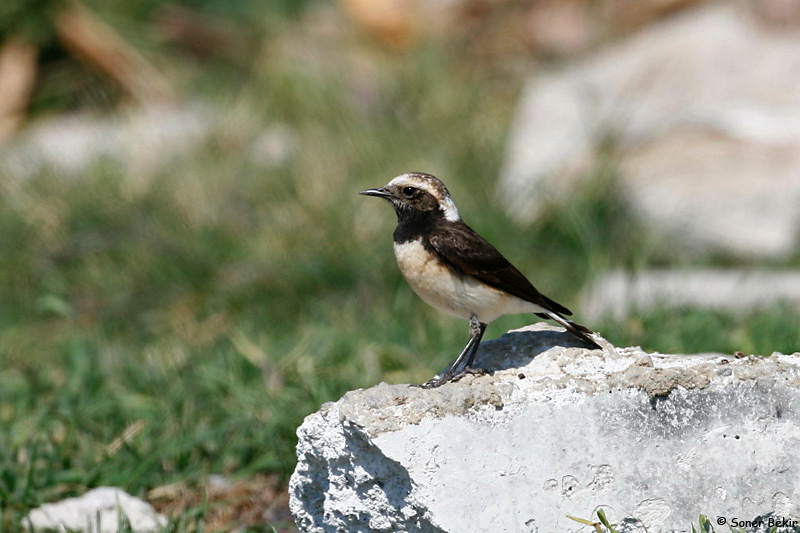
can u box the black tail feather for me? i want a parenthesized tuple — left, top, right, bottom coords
(543, 311, 601, 350)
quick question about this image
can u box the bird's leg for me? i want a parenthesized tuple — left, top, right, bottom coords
(421, 315, 487, 388)
(451, 318, 487, 381)
(463, 318, 487, 369)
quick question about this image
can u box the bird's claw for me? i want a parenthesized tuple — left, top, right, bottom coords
(415, 366, 488, 388)
(451, 366, 488, 382)
(418, 377, 446, 389)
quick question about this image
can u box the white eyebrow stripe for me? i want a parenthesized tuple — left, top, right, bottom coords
(387, 175, 427, 190)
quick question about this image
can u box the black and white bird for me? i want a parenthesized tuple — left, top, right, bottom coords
(360, 172, 601, 388)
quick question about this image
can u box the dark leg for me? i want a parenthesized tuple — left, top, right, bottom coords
(421, 315, 487, 388)
(462, 319, 487, 369)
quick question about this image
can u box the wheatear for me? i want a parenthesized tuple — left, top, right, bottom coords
(360, 172, 601, 388)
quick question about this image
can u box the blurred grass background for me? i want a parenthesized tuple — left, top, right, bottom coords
(1, 0, 800, 530)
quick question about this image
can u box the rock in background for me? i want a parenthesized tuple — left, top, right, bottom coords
(499, 1, 800, 259)
(24, 487, 167, 533)
(289, 324, 800, 532)
(580, 269, 800, 321)
(0, 102, 296, 184)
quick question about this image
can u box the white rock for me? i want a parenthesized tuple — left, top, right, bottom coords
(24, 487, 168, 533)
(0, 103, 297, 189)
(1, 103, 215, 180)
(289, 324, 800, 532)
(499, 2, 800, 258)
(581, 269, 800, 321)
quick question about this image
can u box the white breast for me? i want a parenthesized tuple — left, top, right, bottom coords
(393, 239, 544, 323)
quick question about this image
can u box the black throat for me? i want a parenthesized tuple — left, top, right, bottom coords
(392, 206, 447, 245)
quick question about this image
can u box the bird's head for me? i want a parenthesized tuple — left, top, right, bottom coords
(359, 172, 460, 222)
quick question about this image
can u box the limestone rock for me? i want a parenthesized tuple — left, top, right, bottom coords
(499, 2, 800, 258)
(24, 487, 168, 533)
(0, 103, 296, 183)
(289, 324, 800, 532)
(580, 269, 800, 320)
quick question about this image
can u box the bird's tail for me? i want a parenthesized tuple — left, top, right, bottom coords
(543, 311, 602, 350)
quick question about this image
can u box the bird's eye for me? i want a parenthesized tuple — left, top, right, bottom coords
(401, 186, 417, 198)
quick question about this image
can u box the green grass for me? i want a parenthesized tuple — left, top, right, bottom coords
(2, 3, 800, 531)
(597, 304, 800, 356)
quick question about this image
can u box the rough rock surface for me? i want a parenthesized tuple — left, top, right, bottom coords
(289, 324, 800, 532)
(24, 487, 167, 533)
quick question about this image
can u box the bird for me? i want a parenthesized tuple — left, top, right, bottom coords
(359, 171, 601, 388)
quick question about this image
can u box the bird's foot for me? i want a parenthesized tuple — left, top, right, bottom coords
(417, 376, 448, 389)
(416, 366, 488, 388)
(451, 366, 488, 382)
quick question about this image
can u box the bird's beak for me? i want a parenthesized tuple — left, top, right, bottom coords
(359, 187, 393, 199)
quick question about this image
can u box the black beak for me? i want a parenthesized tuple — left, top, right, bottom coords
(359, 187, 393, 199)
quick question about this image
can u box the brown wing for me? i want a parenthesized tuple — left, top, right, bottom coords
(427, 221, 572, 316)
